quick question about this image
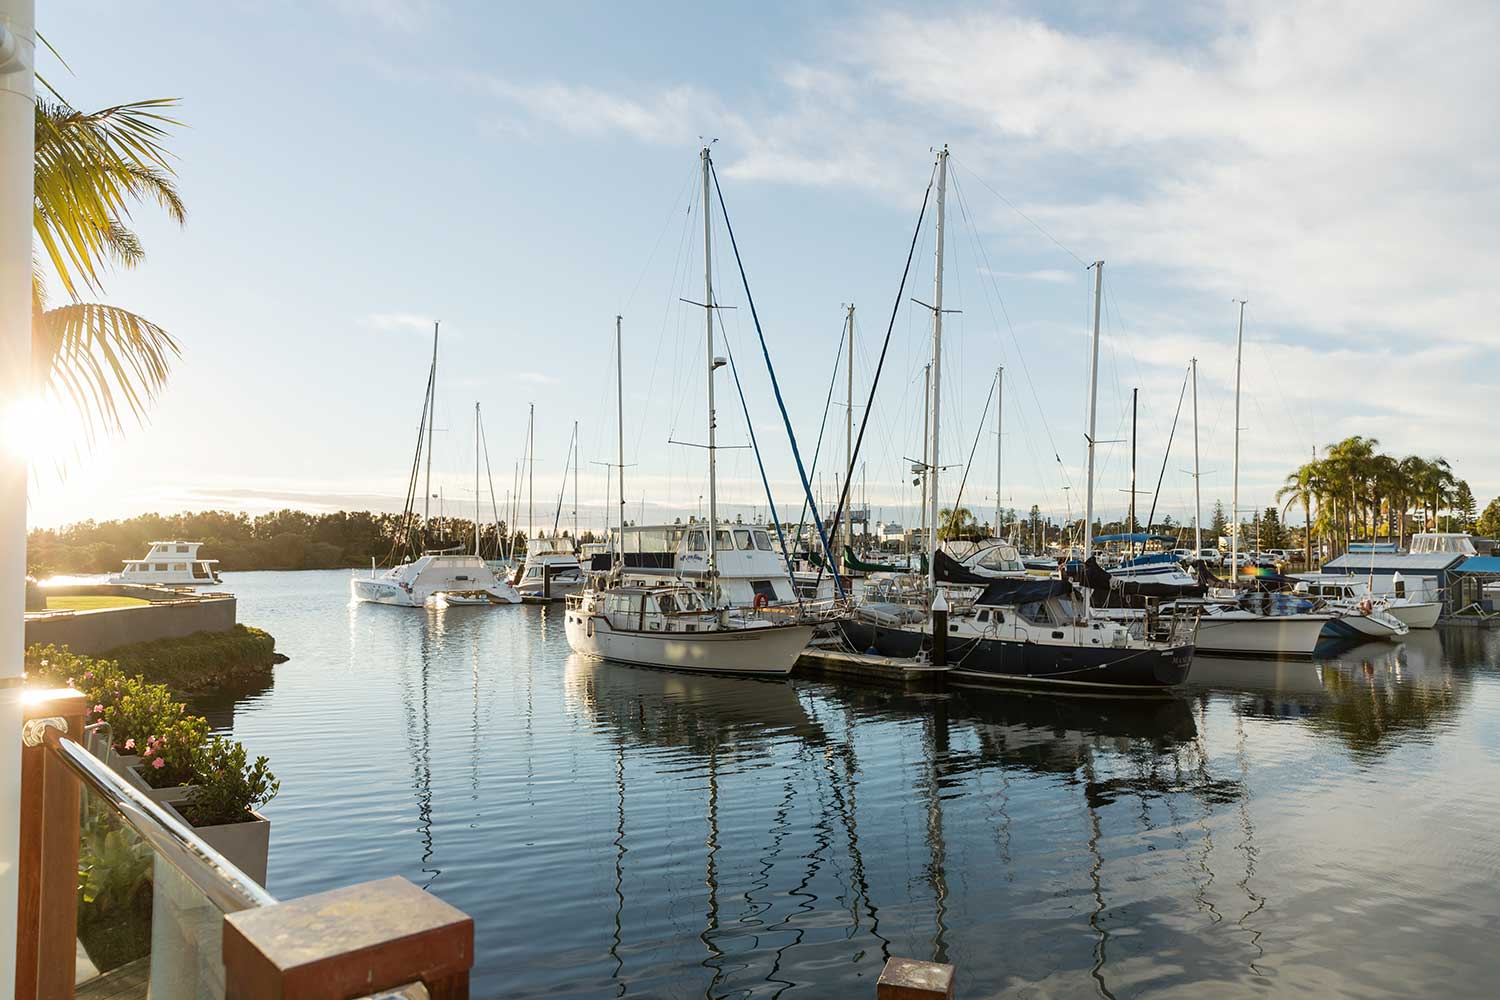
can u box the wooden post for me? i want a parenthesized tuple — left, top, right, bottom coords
(877, 957, 955, 999)
(223, 876, 473, 1000)
(15, 687, 87, 1000)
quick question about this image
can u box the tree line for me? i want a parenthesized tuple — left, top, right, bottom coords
(24, 510, 574, 577)
(1277, 436, 1491, 564)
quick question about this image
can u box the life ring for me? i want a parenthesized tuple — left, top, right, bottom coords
(753, 593, 770, 610)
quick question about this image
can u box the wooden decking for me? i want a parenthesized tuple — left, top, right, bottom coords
(75, 956, 149, 1000)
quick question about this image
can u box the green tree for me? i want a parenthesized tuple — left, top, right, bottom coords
(33, 83, 185, 446)
(1260, 506, 1286, 550)
(1477, 498, 1500, 539)
(1209, 501, 1228, 543)
(1454, 480, 1477, 530)
(937, 506, 979, 541)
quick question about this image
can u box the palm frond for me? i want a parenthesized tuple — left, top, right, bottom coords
(33, 303, 181, 443)
(33, 97, 185, 300)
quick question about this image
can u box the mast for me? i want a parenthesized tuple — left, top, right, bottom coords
(423, 322, 438, 544)
(1084, 261, 1103, 566)
(845, 302, 855, 572)
(474, 402, 481, 557)
(1130, 386, 1138, 541)
(995, 365, 1004, 539)
(701, 146, 721, 596)
(616, 315, 624, 574)
(1192, 357, 1202, 555)
(920, 362, 930, 555)
(528, 402, 535, 550)
(927, 145, 949, 598)
(572, 418, 579, 545)
(1231, 300, 1246, 575)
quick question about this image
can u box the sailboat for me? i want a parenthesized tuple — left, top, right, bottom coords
(838, 149, 1197, 690)
(516, 419, 587, 600)
(564, 151, 816, 676)
(352, 327, 522, 607)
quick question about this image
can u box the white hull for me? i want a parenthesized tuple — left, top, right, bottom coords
(351, 569, 521, 608)
(564, 615, 814, 676)
(1386, 601, 1441, 630)
(518, 578, 587, 599)
(1324, 612, 1407, 640)
(1193, 612, 1330, 658)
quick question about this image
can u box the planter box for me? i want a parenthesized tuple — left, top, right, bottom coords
(103, 747, 139, 776)
(164, 804, 270, 887)
(123, 763, 195, 806)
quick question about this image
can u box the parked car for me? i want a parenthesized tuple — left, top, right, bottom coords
(1190, 548, 1222, 567)
(1264, 549, 1291, 563)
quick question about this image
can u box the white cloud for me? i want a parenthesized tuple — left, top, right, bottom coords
(329, 0, 437, 32)
(514, 371, 559, 385)
(981, 267, 1076, 284)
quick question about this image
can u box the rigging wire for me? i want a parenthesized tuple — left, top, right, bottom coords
(708, 156, 851, 599)
(942, 370, 999, 541)
(1144, 365, 1191, 531)
(792, 316, 851, 557)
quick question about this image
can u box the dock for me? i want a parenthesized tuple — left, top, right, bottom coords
(795, 644, 948, 687)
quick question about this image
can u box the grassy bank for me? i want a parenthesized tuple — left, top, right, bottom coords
(46, 595, 150, 611)
(104, 624, 285, 695)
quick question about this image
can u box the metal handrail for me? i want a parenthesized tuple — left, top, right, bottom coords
(41, 726, 277, 913)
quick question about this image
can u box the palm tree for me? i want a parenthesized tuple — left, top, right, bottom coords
(1277, 461, 1319, 567)
(32, 89, 184, 446)
(937, 506, 978, 542)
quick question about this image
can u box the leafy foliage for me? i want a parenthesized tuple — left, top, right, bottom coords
(76, 805, 154, 971)
(135, 715, 209, 788)
(32, 92, 186, 445)
(182, 737, 279, 827)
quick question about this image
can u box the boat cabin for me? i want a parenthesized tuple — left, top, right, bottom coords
(611, 522, 798, 606)
(586, 586, 720, 633)
(109, 541, 221, 585)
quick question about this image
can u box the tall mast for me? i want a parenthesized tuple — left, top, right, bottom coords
(474, 402, 481, 557)
(1192, 357, 1202, 555)
(527, 402, 535, 549)
(615, 315, 625, 574)
(1231, 300, 1246, 575)
(927, 145, 949, 598)
(1130, 387, 1138, 539)
(700, 146, 722, 595)
(423, 322, 438, 542)
(919, 362, 931, 554)
(845, 302, 855, 571)
(995, 365, 1004, 539)
(572, 419, 579, 544)
(1084, 261, 1103, 566)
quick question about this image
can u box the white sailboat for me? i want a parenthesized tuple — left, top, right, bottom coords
(565, 154, 814, 676)
(352, 326, 521, 608)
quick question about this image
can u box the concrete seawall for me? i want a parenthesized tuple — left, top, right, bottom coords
(25, 592, 237, 654)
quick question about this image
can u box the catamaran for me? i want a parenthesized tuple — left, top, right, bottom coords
(352, 325, 521, 608)
(565, 166, 815, 676)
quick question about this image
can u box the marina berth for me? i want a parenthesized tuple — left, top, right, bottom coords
(108, 541, 221, 586)
(515, 533, 587, 600)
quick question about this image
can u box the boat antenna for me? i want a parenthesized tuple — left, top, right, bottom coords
(1231, 299, 1247, 580)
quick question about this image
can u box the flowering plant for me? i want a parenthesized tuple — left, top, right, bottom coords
(135, 715, 209, 788)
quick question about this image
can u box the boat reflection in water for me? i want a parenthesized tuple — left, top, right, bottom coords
(560, 656, 1260, 997)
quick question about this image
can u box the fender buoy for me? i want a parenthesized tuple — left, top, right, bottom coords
(753, 593, 770, 610)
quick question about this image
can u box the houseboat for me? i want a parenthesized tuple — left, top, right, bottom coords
(108, 542, 221, 586)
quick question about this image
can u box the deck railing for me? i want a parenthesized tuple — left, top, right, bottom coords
(16, 688, 473, 1000)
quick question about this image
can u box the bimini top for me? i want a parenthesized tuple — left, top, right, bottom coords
(1092, 533, 1177, 545)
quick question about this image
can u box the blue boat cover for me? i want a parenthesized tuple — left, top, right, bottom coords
(974, 577, 1072, 606)
(1092, 532, 1178, 544)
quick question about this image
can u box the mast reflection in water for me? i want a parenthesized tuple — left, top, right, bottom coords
(215, 571, 1500, 999)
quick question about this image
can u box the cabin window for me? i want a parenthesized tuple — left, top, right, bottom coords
(657, 594, 678, 614)
(751, 580, 777, 604)
(734, 529, 753, 550)
(687, 531, 707, 552)
(172, 563, 186, 572)
(176, 544, 188, 553)
(753, 530, 772, 551)
(976, 609, 989, 622)
(716, 530, 733, 551)
(152, 563, 166, 572)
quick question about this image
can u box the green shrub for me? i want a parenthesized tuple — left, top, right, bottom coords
(108, 625, 278, 691)
(104, 677, 185, 756)
(77, 804, 153, 971)
(135, 715, 209, 788)
(181, 737, 279, 827)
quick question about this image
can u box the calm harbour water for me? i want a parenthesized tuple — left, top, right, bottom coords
(199, 570, 1500, 999)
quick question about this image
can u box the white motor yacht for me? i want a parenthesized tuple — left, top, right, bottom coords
(1292, 574, 1438, 630)
(108, 542, 221, 586)
(515, 535, 587, 600)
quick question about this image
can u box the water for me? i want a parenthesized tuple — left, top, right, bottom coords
(203, 570, 1500, 998)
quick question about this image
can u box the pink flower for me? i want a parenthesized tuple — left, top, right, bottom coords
(124, 738, 135, 750)
(151, 758, 165, 770)
(93, 704, 103, 714)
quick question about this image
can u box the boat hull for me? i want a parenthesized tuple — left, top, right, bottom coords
(1387, 601, 1441, 630)
(837, 619, 1192, 690)
(1321, 614, 1406, 641)
(1192, 612, 1331, 658)
(351, 575, 521, 607)
(564, 615, 814, 676)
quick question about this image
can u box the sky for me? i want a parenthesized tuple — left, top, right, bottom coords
(23, 0, 1500, 536)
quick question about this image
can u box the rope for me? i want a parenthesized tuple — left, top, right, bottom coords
(808, 164, 937, 595)
(708, 156, 846, 600)
(1144, 366, 1191, 534)
(717, 310, 802, 601)
(942, 371, 998, 541)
